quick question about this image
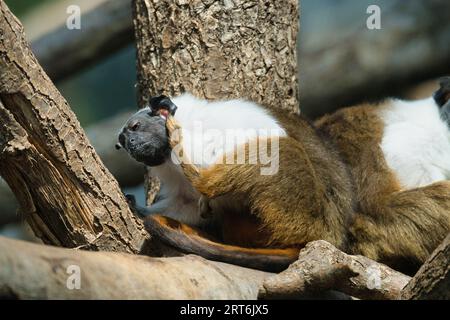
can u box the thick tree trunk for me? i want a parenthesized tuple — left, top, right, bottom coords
(400, 234, 450, 300)
(132, 0, 299, 202)
(0, 1, 146, 253)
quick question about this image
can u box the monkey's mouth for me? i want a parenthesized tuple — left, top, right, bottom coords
(126, 140, 170, 167)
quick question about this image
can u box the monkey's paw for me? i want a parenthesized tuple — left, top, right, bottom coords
(166, 116, 182, 149)
(124, 194, 144, 218)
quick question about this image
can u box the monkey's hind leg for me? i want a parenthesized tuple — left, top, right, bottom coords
(351, 180, 450, 274)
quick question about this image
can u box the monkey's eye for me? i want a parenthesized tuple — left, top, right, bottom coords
(130, 122, 140, 131)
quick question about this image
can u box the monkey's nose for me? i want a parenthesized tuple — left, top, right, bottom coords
(117, 133, 125, 150)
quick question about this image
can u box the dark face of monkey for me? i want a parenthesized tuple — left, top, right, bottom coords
(116, 95, 178, 167)
(116, 109, 170, 167)
(434, 76, 450, 126)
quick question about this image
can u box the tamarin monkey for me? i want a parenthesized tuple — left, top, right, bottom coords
(117, 77, 450, 274)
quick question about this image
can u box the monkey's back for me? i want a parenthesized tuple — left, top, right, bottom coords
(315, 102, 450, 273)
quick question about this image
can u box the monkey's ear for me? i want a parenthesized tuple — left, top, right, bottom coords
(148, 95, 178, 116)
(433, 76, 450, 107)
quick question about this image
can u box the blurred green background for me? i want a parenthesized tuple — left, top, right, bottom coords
(5, 0, 137, 126)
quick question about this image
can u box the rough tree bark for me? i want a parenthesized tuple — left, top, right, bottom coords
(0, 1, 146, 253)
(0, 236, 270, 299)
(1, 112, 146, 228)
(400, 234, 450, 300)
(1, 0, 448, 300)
(258, 241, 411, 300)
(3, 236, 426, 300)
(132, 0, 299, 202)
(133, 0, 298, 111)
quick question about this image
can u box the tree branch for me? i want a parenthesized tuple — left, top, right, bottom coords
(300, 0, 450, 117)
(258, 241, 411, 300)
(31, 0, 133, 82)
(400, 233, 450, 300)
(0, 0, 146, 252)
(0, 235, 270, 299)
(1, 111, 146, 228)
(132, 0, 299, 111)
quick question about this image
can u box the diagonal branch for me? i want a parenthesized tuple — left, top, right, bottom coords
(400, 233, 450, 300)
(31, 0, 133, 82)
(258, 240, 411, 300)
(0, 0, 146, 253)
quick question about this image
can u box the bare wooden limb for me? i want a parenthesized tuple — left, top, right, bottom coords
(400, 234, 450, 300)
(300, 0, 450, 117)
(31, 0, 133, 82)
(258, 240, 411, 300)
(0, 235, 270, 299)
(0, 111, 146, 228)
(0, 0, 146, 252)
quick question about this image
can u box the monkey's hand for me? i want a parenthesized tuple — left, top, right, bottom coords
(166, 115, 182, 150)
(125, 194, 146, 218)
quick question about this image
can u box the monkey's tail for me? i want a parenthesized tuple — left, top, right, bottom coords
(145, 215, 299, 272)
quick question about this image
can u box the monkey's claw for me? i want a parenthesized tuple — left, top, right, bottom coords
(125, 194, 136, 206)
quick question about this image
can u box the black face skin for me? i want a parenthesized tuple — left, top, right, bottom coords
(434, 76, 450, 126)
(441, 101, 450, 126)
(117, 108, 171, 167)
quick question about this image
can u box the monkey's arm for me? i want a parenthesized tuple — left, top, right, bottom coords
(166, 115, 202, 185)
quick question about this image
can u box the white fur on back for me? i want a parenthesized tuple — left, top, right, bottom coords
(171, 93, 287, 167)
(380, 97, 450, 189)
(151, 93, 286, 225)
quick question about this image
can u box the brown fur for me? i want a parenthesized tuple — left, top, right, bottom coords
(316, 104, 450, 273)
(146, 104, 450, 274)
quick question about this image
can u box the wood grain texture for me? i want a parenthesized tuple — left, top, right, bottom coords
(132, 0, 299, 112)
(0, 1, 147, 253)
(401, 234, 450, 300)
(0, 235, 270, 299)
(259, 240, 411, 300)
